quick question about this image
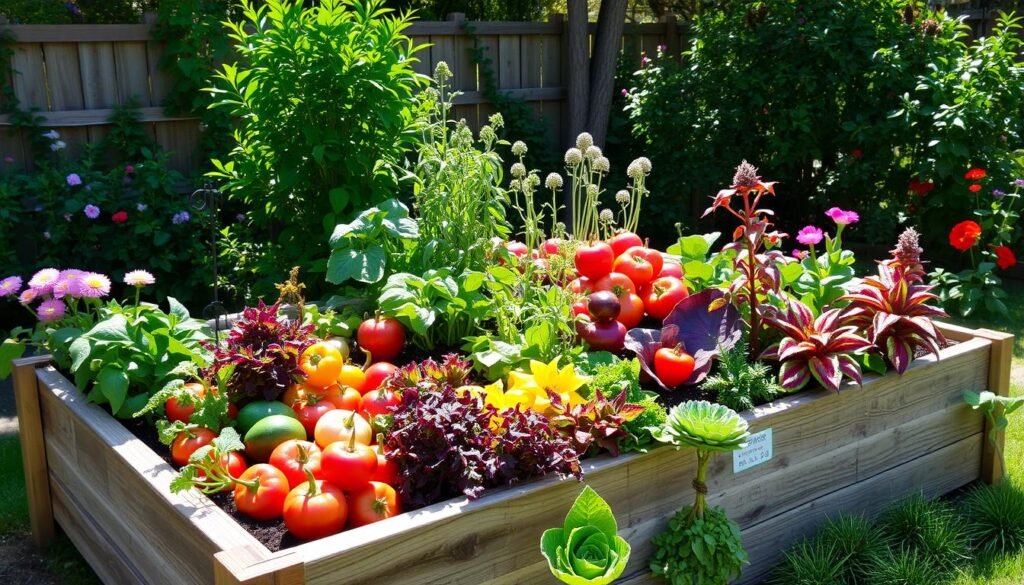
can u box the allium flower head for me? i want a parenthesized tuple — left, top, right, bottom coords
(564, 148, 583, 166)
(29, 268, 60, 293)
(0, 276, 22, 297)
(84, 204, 100, 219)
(19, 288, 38, 305)
(615, 190, 630, 204)
(586, 184, 599, 198)
(433, 61, 452, 82)
(545, 173, 563, 190)
(732, 160, 760, 188)
(124, 270, 155, 287)
(593, 156, 610, 173)
(825, 207, 859, 226)
(796, 226, 824, 246)
(575, 132, 593, 151)
(584, 145, 602, 161)
(511, 141, 527, 156)
(37, 298, 66, 322)
(599, 209, 615, 223)
(78, 272, 111, 298)
(66, 173, 82, 186)
(509, 179, 522, 191)
(627, 157, 651, 179)
(526, 173, 540, 188)
(511, 162, 526, 179)
(488, 113, 504, 129)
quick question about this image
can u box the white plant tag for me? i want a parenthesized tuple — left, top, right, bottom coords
(733, 428, 773, 473)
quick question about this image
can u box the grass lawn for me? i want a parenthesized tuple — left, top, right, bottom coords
(1, 281, 1023, 584)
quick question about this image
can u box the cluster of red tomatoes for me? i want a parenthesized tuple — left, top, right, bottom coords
(166, 315, 412, 540)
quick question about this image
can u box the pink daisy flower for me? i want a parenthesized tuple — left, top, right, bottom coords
(19, 288, 38, 305)
(796, 226, 824, 246)
(825, 207, 860, 226)
(28, 268, 60, 294)
(124, 270, 155, 287)
(37, 298, 66, 322)
(53, 269, 85, 298)
(0, 275, 22, 297)
(78, 272, 111, 298)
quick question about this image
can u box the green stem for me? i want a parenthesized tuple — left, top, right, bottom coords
(133, 286, 141, 323)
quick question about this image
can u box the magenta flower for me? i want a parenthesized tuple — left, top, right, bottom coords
(796, 226, 824, 246)
(66, 173, 82, 187)
(53, 269, 85, 298)
(124, 165, 135, 175)
(78, 272, 111, 298)
(28, 268, 60, 294)
(18, 288, 38, 305)
(37, 298, 66, 322)
(0, 276, 22, 297)
(825, 207, 859, 226)
(84, 204, 100, 219)
(124, 270, 155, 287)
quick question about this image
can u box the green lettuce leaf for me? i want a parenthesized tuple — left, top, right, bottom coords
(540, 486, 631, 585)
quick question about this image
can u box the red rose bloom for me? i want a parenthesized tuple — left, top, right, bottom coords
(949, 220, 982, 252)
(908, 179, 934, 196)
(112, 210, 128, 224)
(965, 167, 987, 181)
(993, 245, 1017, 270)
(968, 184, 982, 193)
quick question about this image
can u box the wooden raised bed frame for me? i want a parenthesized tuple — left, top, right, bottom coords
(13, 323, 1013, 585)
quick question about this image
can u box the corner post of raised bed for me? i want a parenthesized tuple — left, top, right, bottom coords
(976, 328, 1015, 485)
(214, 546, 305, 585)
(11, 355, 56, 547)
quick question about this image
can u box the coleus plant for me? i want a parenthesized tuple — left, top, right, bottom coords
(547, 388, 646, 457)
(760, 299, 872, 392)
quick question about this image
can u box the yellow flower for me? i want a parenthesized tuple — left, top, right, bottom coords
(507, 357, 590, 414)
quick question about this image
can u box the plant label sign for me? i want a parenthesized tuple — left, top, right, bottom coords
(733, 428, 772, 473)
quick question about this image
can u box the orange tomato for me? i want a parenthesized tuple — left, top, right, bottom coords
(314, 409, 372, 448)
(321, 383, 362, 411)
(300, 342, 343, 389)
(337, 363, 367, 394)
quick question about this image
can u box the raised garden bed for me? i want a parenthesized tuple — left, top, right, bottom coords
(13, 322, 1012, 585)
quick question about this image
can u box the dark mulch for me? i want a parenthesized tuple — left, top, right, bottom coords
(0, 532, 58, 585)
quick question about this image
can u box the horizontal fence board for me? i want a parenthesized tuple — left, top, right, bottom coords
(6, 24, 153, 43)
(0, 107, 197, 126)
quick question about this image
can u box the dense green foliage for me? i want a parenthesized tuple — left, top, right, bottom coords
(0, 0, 158, 24)
(650, 505, 748, 585)
(700, 339, 782, 412)
(210, 0, 427, 300)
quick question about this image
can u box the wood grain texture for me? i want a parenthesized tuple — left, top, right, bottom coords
(975, 328, 1015, 483)
(7, 25, 153, 43)
(12, 355, 56, 547)
(113, 41, 151, 105)
(78, 42, 118, 109)
(10, 43, 47, 109)
(0, 107, 196, 127)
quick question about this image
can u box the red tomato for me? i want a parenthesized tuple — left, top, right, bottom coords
(613, 250, 656, 288)
(609, 231, 644, 257)
(300, 342, 343, 389)
(654, 347, 696, 388)
(641, 276, 690, 321)
(505, 241, 528, 258)
(369, 444, 399, 486)
(359, 388, 401, 421)
(593, 272, 637, 300)
(658, 262, 684, 279)
(571, 299, 590, 318)
(574, 242, 615, 280)
(348, 481, 402, 528)
(170, 427, 217, 466)
(617, 293, 646, 329)
(624, 246, 664, 277)
(337, 364, 367, 393)
(196, 451, 248, 490)
(284, 473, 348, 540)
(314, 410, 373, 448)
(541, 238, 563, 257)
(165, 382, 205, 423)
(233, 464, 290, 521)
(357, 316, 406, 362)
(362, 362, 398, 394)
(269, 440, 323, 490)
(321, 384, 362, 411)
(293, 393, 336, 438)
(321, 435, 379, 492)
(568, 277, 594, 295)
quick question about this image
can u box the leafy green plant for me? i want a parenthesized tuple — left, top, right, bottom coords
(819, 514, 890, 582)
(583, 355, 666, 453)
(325, 198, 420, 287)
(208, 0, 426, 300)
(700, 339, 782, 413)
(865, 548, 945, 585)
(649, 401, 750, 584)
(767, 536, 846, 585)
(377, 269, 492, 350)
(961, 481, 1024, 557)
(665, 231, 731, 292)
(540, 485, 631, 585)
(790, 215, 858, 314)
(964, 389, 1024, 481)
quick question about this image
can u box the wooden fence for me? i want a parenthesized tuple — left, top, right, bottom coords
(0, 14, 679, 176)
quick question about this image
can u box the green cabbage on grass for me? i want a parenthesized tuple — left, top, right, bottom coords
(541, 486, 631, 585)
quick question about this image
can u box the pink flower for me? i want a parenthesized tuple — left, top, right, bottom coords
(84, 204, 100, 219)
(621, 88, 629, 97)
(3, 156, 13, 164)
(796, 225, 824, 246)
(53, 269, 85, 298)
(28, 268, 60, 294)
(78, 272, 111, 298)
(0, 276, 22, 297)
(18, 288, 38, 305)
(37, 298, 66, 322)
(124, 165, 135, 175)
(791, 249, 809, 260)
(124, 270, 155, 287)
(825, 207, 859, 226)
(66, 173, 82, 186)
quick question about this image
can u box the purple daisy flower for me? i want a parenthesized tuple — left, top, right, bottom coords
(66, 173, 82, 187)
(0, 276, 22, 297)
(37, 298, 67, 322)
(78, 272, 111, 298)
(28, 268, 60, 294)
(84, 204, 100, 220)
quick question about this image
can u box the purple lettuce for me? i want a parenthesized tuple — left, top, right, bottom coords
(624, 289, 741, 389)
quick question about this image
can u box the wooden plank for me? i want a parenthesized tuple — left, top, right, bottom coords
(147, 39, 174, 106)
(42, 43, 85, 110)
(0, 107, 197, 127)
(214, 547, 305, 585)
(520, 34, 545, 123)
(497, 35, 522, 90)
(79, 42, 118, 109)
(7, 25, 153, 43)
(10, 43, 47, 110)
(113, 41, 152, 105)
(12, 356, 55, 547)
(475, 34, 499, 126)
(541, 23, 564, 151)
(155, 120, 201, 177)
(409, 36, 432, 78)
(976, 328, 1015, 484)
(409, 21, 562, 36)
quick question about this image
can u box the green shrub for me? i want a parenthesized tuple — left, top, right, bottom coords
(820, 514, 890, 582)
(865, 547, 947, 585)
(767, 536, 846, 585)
(879, 493, 968, 570)
(962, 481, 1024, 556)
(209, 0, 426, 301)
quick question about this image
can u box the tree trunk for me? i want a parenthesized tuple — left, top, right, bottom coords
(587, 0, 627, 147)
(566, 0, 590, 146)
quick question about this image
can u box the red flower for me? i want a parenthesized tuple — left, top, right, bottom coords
(851, 149, 863, 159)
(908, 179, 934, 197)
(112, 210, 128, 224)
(965, 167, 987, 181)
(993, 245, 1017, 270)
(949, 220, 982, 251)
(968, 184, 983, 193)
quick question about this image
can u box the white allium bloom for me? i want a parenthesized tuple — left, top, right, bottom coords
(511, 162, 527, 178)
(509, 179, 522, 191)
(565, 148, 583, 166)
(545, 172, 563, 190)
(586, 184, 599, 198)
(511, 141, 528, 156)
(585, 145, 603, 161)
(599, 209, 615, 223)
(593, 156, 610, 172)
(488, 113, 504, 129)
(615, 190, 630, 204)
(50, 140, 66, 152)
(434, 61, 452, 82)
(636, 156, 652, 174)
(627, 160, 644, 179)
(526, 173, 541, 188)
(575, 132, 594, 150)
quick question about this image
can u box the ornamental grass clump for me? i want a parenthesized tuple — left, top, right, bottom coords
(540, 486, 631, 585)
(962, 482, 1024, 556)
(649, 401, 750, 584)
